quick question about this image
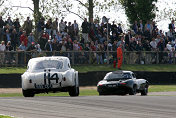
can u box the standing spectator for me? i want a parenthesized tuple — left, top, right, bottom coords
(145, 21, 153, 34)
(96, 44, 103, 64)
(110, 32, 118, 44)
(10, 29, 18, 51)
(5, 17, 13, 28)
(55, 32, 62, 42)
(144, 28, 151, 41)
(129, 37, 137, 51)
(166, 42, 172, 51)
(45, 40, 53, 56)
(27, 42, 37, 60)
(35, 44, 42, 53)
(67, 22, 74, 37)
(117, 23, 123, 36)
(52, 18, 58, 37)
(138, 20, 144, 32)
(45, 19, 52, 36)
(39, 31, 49, 50)
(132, 21, 138, 34)
(66, 38, 73, 51)
(167, 28, 174, 41)
(157, 38, 165, 63)
(81, 18, 89, 43)
(3, 29, 11, 44)
(111, 21, 117, 35)
(0, 16, 5, 29)
(150, 38, 157, 51)
(13, 18, 21, 33)
(5, 41, 13, 64)
(169, 19, 175, 32)
(27, 32, 35, 48)
(0, 41, 6, 65)
(23, 17, 33, 36)
(117, 44, 123, 69)
(59, 19, 66, 33)
(52, 38, 59, 51)
(37, 17, 45, 35)
(20, 31, 28, 47)
(125, 30, 132, 47)
(72, 20, 79, 40)
(18, 41, 26, 65)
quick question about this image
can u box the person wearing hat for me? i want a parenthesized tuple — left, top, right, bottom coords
(117, 43, 123, 69)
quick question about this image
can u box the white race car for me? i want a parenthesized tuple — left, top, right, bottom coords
(21, 56, 79, 97)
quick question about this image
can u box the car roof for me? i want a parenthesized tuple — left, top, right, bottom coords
(29, 56, 69, 62)
(111, 70, 133, 74)
(27, 56, 70, 70)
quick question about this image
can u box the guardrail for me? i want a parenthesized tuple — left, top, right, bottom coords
(0, 50, 175, 66)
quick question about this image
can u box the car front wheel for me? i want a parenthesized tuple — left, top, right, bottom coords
(141, 85, 148, 96)
(22, 89, 35, 97)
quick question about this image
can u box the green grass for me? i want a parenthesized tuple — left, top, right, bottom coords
(1, 64, 176, 74)
(0, 115, 14, 118)
(0, 85, 176, 97)
(149, 85, 176, 92)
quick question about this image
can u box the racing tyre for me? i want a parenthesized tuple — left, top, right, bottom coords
(69, 86, 79, 97)
(129, 85, 137, 95)
(22, 89, 35, 97)
(141, 85, 148, 96)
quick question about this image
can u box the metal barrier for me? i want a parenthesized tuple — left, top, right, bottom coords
(0, 50, 175, 66)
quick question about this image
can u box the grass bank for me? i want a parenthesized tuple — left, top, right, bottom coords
(0, 115, 14, 118)
(0, 85, 176, 97)
(1, 64, 176, 74)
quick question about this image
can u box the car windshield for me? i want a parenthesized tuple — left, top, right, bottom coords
(105, 73, 132, 81)
(33, 60, 63, 70)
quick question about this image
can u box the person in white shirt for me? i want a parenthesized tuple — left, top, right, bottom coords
(150, 38, 157, 51)
(0, 41, 6, 64)
(166, 42, 172, 51)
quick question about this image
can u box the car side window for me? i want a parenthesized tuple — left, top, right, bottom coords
(68, 63, 71, 68)
(132, 73, 136, 79)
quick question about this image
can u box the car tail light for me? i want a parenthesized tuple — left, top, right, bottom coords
(98, 84, 103, 86)
(120, 83, 126, 85)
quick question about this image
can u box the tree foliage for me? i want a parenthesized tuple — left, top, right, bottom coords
(67, 0, 119, 22)
(119, 0, 158, 25)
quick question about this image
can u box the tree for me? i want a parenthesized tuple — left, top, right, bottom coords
(66, 0, 119, 22)
(119, 0, 158, 25)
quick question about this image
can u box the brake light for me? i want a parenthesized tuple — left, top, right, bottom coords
(120, 83, 126, 85)
(98, 84, 103, 86)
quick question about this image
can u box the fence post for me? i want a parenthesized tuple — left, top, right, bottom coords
(72, 51, 74, 65)
(16, 52, 18, 66)
(174, 51, 175, 64)
(156, 51, 159, 64)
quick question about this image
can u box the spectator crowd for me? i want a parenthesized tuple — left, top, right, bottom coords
(0, 15, 176, 65)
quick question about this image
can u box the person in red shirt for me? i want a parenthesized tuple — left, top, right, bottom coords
(20, 31, 28, 47)
(117, 44, 123, 69)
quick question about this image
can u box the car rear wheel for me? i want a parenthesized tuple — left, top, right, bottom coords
(141, 85, 148, 96)
(22, 89, 35, 97)
(129, 85, 137, 95)
(69, 86, 79, 97)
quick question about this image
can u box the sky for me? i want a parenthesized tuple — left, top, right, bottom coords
(1, 0, 176, 32)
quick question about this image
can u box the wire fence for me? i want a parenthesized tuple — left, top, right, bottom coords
(0, 50, 175, 66)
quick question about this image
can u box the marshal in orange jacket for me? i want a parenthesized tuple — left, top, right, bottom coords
(117, 45, 123, 69)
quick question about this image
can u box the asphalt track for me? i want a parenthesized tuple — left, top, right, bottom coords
(0, 95, 176, 118)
